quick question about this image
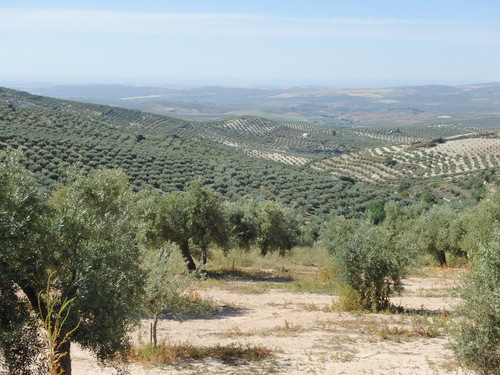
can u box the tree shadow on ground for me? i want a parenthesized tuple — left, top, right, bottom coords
(204, 269, 293, 284)
(161, 304, 249, 321)
(391, 304, 452, 317)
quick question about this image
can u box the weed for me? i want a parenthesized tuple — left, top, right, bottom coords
(333, 284, 364, 311)
(260, 320, 304, 336)
(300, 302, 320, 311)
(221, 326, 254, 338)
(330, 347, 358, 362)
(203, 246, 336, 295)
(410, 314, 451, 338)
(129, 341, 274, 366)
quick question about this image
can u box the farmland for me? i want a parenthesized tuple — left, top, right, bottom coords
(0, 86, 499, 223)
(20, 82, 500, 126)
(313, 133, 500, 183)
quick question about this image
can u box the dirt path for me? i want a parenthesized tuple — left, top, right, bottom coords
(72, 273, 466, 375)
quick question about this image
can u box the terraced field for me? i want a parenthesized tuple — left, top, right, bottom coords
(312, 132, 500, 183)
(241, 149, 310, 166)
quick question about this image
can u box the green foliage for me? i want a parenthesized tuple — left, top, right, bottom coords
(427, 137, 446, 147)
(33, 272, 80, 375)
(412, 204, 465, 266)
(256, 201, 301, 256)
(141, 244, 201, 348)
(185, 180, 229, 264)
(364, 201, 386, 225)
(420, 188, 437, 204)
(322, 216, 414, 311)
(0, 154, 145, 372)
(225, 199, 260, 250)
(0, 151, 49, 374)
(48, 169, 145, 360)
(335, 284, 363, 311)
(147, 180, 228, 270)
(454, 230, 500, 374)
(460, 185, 500, 259)
(339, 176, 355, 184)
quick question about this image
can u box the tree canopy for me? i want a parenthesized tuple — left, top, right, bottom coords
(0, 155, 144, 374)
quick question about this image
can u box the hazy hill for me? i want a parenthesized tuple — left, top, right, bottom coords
(14, 82, 500, 126)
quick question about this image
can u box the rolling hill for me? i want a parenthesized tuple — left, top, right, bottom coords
(0, 86, 498, 224)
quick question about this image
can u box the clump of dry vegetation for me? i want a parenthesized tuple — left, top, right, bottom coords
(128, 341, 274, 366)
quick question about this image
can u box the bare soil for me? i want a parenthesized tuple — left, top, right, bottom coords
(72, 269, 468, 375)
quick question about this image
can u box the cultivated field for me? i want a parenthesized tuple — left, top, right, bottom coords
(312, 133, 500, 183)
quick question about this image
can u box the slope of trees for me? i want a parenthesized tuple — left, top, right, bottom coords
(0, 90, 407, 222)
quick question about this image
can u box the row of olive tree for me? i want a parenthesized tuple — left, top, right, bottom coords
(143, 180, 302, 271)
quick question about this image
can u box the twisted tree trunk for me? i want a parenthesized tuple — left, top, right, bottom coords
(180, 241, 196, 271)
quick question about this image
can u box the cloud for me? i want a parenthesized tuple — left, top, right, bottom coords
(0, 8, 498, 43)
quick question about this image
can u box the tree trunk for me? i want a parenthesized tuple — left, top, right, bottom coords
(56, 340, 71, 375)
(200, 245, 208, 265)
(438, 250, 447, 267)
(180, 241, 196, 271)
(152, 314, 158, 349)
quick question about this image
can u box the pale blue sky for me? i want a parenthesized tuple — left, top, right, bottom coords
(1, 0, 499, 86)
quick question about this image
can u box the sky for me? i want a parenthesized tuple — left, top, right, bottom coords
(1, 0, 500, 87)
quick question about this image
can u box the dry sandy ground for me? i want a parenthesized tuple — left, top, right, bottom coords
(71, 270, 469, 375)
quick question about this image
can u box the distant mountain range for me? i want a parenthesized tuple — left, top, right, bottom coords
(5, 82, 500, 126)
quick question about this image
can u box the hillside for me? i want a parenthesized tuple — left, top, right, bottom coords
(0, 86, 498, 223)
(0, 87, 400, 224)
(313, 133, 500, 182)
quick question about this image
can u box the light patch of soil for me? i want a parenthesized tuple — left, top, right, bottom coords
(72, 271, 466, 375)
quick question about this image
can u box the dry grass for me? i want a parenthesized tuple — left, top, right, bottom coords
(259, 320, 304, 337)
(129, 341, 274, 366)
(202, 246, 336, 295)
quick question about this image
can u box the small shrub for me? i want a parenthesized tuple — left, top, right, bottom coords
(336, 284, 363, 311)
(322, 216, 414, 311)
(339, 176, 355, 184)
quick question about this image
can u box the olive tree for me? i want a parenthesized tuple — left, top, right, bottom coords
(148, 180, 228, 271)
(186, 180, 228, 265)
(0, 154, 144, 375)
(323, 216, 414, 311)
(141, 244, 198, 349)
(454, 229, 500, 374)
(47, 169, 144, 373)
(412, 204, 465, 266)
(460, 185, 500, 259)
(225, 199, 259, 250)
(256, 201, 301, 256)
(0, 152, 48, 374)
